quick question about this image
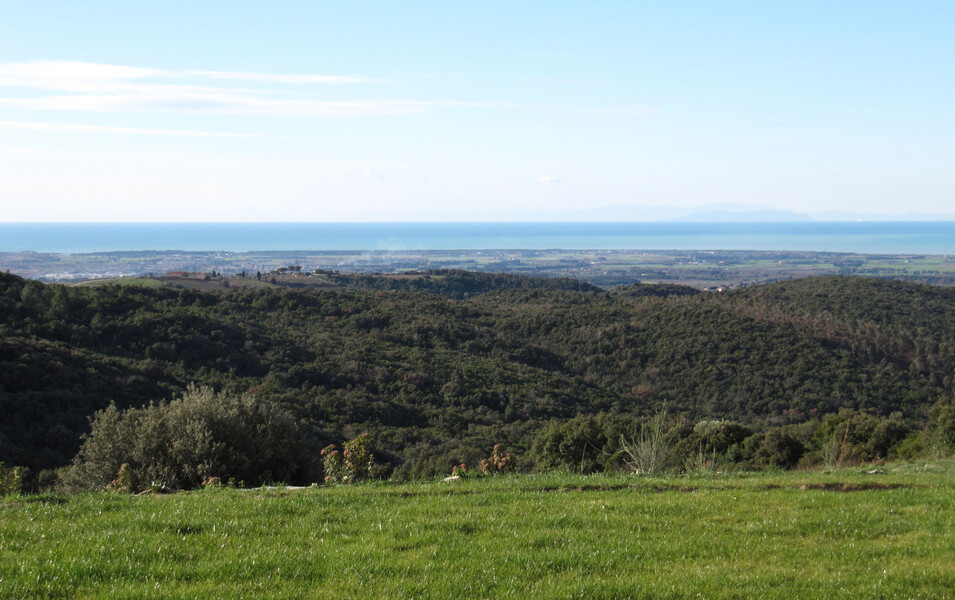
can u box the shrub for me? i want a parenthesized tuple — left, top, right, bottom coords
(926, 400, 955, 458)
(531, 414, 640, 473)
(755, 430, 805, 469)
(480, 444, 517, 474)
(693, 420, 751, 454)
(343, 433, 374, 482)
(0, 463, 23, 496)
(866, 417, 911, 459)
(322, 433, 374, 483)
(321, 446, 346, 483)
(62, 385, 304, 491)
(36, 469, 60, 493)
(811, 410, 912, 464)
(532, 417, 606, 473)
(106, 463, 138, 493)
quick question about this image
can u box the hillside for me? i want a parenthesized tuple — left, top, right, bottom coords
(1, 272, 952, 477)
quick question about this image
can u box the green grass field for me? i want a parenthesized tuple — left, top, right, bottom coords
(3, 462, 954, 599)
(72, 277, 167, 288)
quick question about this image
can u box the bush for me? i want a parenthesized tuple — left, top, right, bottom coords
(531, 414, 639, 473)
(926, 400, 955, 457)
(867, 417, 911, 459)
(531, 417, 607, 473)
(322, 433, 374, 483)
(36, 469, 60, 493)
(754, 430, 805, 469)
(692, 420, 751, 454)
(343, 433, 374, 482)
(321, 446, 346, 484)
(0, 463, 23, 496)
(62, 385, 304, 491)
(480, 444, 517, 474)
(106, 463, 137, 493)
(811, 410, 912, 464)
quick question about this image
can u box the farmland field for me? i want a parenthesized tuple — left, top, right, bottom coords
(3, 461, 953, 599)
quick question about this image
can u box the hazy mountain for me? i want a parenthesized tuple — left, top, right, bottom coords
(561, 203, 812, 222)
(810, 210, 955, 221)
(671, 209, 812, 222)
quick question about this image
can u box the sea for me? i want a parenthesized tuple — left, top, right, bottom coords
(1, 222, 954, 255)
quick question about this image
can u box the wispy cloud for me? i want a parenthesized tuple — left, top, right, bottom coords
(0, 60, 374, 91)
(0, 95, 478, 117)
(0, 60, 474, 118)
(537, 175, 560, 184)
(0, 61, 165, 93)
(0, 120, 292, 139)
(182, 69, 376, 85)
(597, 105, 659, 117)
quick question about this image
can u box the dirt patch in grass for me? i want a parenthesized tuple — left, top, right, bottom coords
(652, 485, 699, 493)
(387, 489, 480, 498)
(534, 483, 637, 493)
(764, 482, 911, 492)
(535, 483, 703, 493)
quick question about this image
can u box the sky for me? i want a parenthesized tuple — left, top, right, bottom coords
(0, 1, 953, 222)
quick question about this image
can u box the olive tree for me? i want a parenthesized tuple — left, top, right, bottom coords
(63, 385, 303, 491)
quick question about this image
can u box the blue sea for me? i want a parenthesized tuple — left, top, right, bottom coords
(1, 222, 954, 254)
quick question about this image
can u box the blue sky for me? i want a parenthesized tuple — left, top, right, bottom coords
(1, 1, 953, 221)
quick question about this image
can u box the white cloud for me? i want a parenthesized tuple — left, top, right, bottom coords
(182, 69, 375, 85)
(0, 60, 472, 118)
(0, 60, 372, 91)
(0, 61, 167, 92)
(537, 175, 560, 184)
(0, 120, 291, 139)
(0, 94, 476, 117)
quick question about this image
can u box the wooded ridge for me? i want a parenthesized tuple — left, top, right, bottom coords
(1, 271, 952, 484)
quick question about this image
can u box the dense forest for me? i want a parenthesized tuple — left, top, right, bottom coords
(1, 271, 953, 489)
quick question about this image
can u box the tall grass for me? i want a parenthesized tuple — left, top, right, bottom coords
(619, 407, 673, 475)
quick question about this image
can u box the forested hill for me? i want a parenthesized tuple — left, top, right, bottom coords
(1, 272, 952, 476)
(316, 268, 606, 297)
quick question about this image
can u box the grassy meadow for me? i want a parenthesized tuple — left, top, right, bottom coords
(2, 461, 954, 599)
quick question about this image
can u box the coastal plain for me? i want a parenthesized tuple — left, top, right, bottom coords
(4, 249, 955, 289)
